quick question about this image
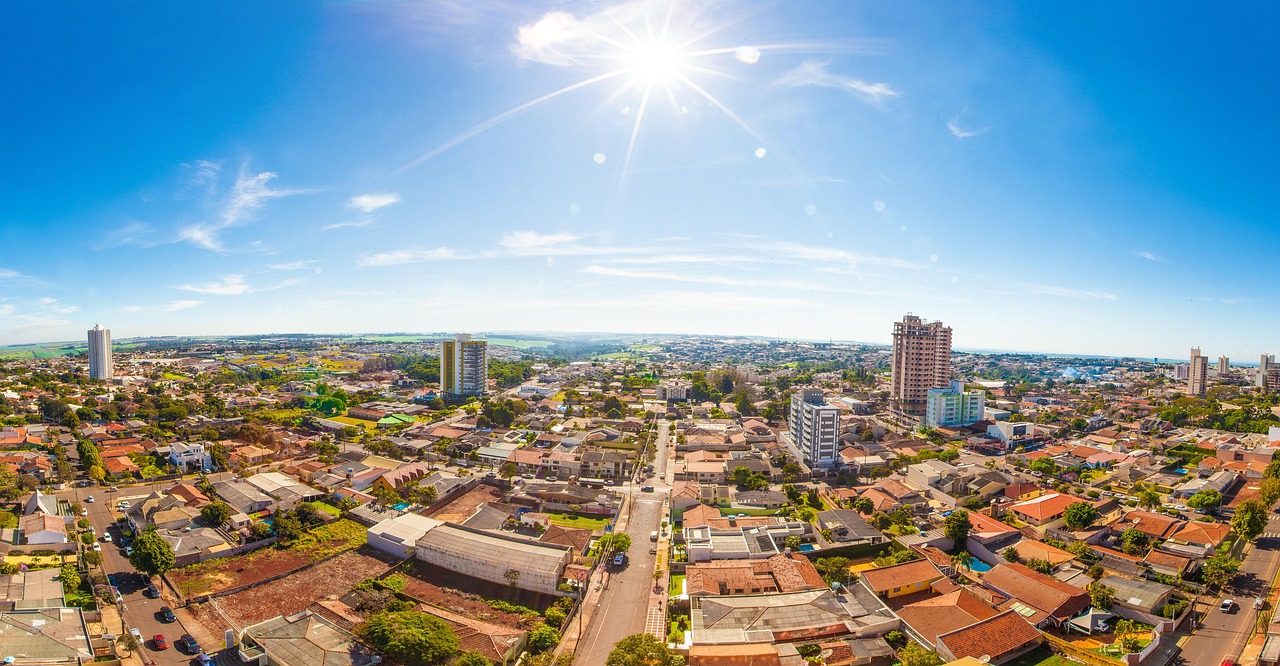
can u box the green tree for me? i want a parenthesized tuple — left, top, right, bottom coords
(1025, 557, 1053, 574)
(1186, 489, 1222, 511)
(897, 642, 944, 666)
(1136, 488, 1162, 511)
(605, 634, 685, 666)
(942, 509, 970, 545)
(129, 529, 176, 576)
(813, 557, 853, 585)
(784, 535, 803, 551)
(1088, 581, 1116, 610)
(527, 624, 561, 654)
(1265, 459, 1280, 480)
(452, 653, 492, 666)
(499, 461, 518, 482)
(730, 466, 753, 487)
(1119, 527, 1148, 555)
(851, 496, 873, 514)
(59, 564, 81, 594)
(1232, 499, 1269, 541)
(522, 655, 574, 666)
(1063, 501, 1100, 530)
(360, 611, 459, 666)
(1260, 477, 1280, 507)
(201, 501, 231, 526)
(1003, 548, 1022, 563)
(1029, 458, 1057, 477)
(1202, 549, 1242, 589)
(599, 533, 632, 554)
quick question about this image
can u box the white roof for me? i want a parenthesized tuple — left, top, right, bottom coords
(369, 513, 443, 546)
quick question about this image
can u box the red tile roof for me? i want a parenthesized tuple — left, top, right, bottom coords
(897, 588, 1001, 646)
(982, 563, 1089, 624)
(937, 610, 1043, 662)
(861, 559, 944, 594)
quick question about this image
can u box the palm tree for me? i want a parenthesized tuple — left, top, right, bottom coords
(951, 550, 971, 574)
(1134, 482, 1161, 510)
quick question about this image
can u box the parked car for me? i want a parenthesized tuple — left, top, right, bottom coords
(197, 654, 214, 666)
(612, 553, 625, 567)
(1221, 599, 1235, 613)
(85, 496, 94, 503)
(145, 583, 161, 599)
(1256, 598, 1266, 610)
(640, 486, 655, 493)
(152, 635, 169, 650)
(80, 508, 88, 516)
(107, 486, 119, 492)
(91, 543, 101, 552)
(159, 607, 176, 623)
(102, 533, 112, 543)
(179, 634, 202, 654)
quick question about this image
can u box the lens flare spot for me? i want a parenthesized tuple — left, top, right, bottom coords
(873, 200, 886, 212)
(735, 46, 761, 65)
(930, 254, 939, 263)
(804, 204, 817, 216)
(754, 147, 767, 158)
(569, 203, 582, 214)
(593, 153, 607, 164)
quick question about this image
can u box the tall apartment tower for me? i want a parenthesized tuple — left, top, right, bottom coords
(1188, 347, 1208, 396)
(441, 334, 487, 397)
(1259, 355, 1275, 389)
(788, 388, 839, 469)
(87, 323, 113, 380)
(1218, 356, 1230, 374)
(891, 314, 953, 422)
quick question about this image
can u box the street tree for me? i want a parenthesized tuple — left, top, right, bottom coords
(1232, 499, 1269, 541)
(129, 529, 176, 576)
(605, 634, 685, 666)
(1201, 549, 1242, 589)
(1186, 489, 1222, 511)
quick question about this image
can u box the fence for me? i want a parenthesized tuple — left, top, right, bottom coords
(1043, 632, 1125, 666)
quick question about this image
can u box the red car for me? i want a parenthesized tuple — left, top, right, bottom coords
(1222, 659, 1239, 666)
(152, 635, 169, 650)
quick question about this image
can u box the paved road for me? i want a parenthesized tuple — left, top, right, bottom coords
(574, 421, 672, 665)
(58, 483, 217, 666)
(1180, 510, 1280, 666)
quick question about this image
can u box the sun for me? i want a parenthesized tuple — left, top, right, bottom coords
(622, 40, 685, 84)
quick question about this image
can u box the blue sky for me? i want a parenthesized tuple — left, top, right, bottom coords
(1, 1, 1276, 359)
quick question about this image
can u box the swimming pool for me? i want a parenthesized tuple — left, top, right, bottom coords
(966, 558, 993, 573)
(798, 544, 816, 552)
(392, 503, 410, 511)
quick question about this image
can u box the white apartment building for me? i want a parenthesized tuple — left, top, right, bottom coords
(1189, 347, 1208, 396)
(88, 323, 112, 380)
(441, 334, 487, 397)
(788, 389, 839, 469)
(891, 314, 952, 422)
(656, 378, 692, 402)
(924, 381, 986, 428)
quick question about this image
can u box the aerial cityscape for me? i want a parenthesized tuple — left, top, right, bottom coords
(2, 2, 1278, 666)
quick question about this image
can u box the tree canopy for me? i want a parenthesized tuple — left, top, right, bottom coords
(605, 634, 685, 666)
(1186, 489, 1222, 510)
(1232, 499, 1269, 541)
(129, 529, 176, 576)
(1063, 501, 1100, 530)
(942, 509, 970, 545)
(360, 611, 459, 666)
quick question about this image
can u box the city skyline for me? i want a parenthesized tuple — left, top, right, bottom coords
(2, 2, 1277, 359)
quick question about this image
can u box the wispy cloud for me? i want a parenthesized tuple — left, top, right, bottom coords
(1026, 284, 1119, 301)
(322, 218, 376, 231)
(773, 60, 898, 105)
(497, 230, 651, 257)
(740, 241, 923, 270)
(124, 300, 204, 313)
(347, 193, 401, 213)
(1136, 250, 1169, 263)
(268, 260, 321, 272)
(580, 265, 880, 295)
(357, 247, 468, 267)
(177, 167, 312, 251)
(946, 109, 988, 139)
(176, 274, 252, 295)
(0, 268, 34, 280)
(38, 297, 79, 315)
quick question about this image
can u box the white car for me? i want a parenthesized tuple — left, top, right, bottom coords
(91, 543, 102, 552)
(1175, 504, 1188, 511)
(1221, 599, 1235, 612)
(102, 534, 112, 543)
(85, 496, 94, 503)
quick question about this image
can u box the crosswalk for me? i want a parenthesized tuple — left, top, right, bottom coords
(1262, 532, 1280, 539)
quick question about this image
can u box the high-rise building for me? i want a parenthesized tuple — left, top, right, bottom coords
(1259, 355, 1275, 389)
(1188, 347, 1208, 396)
(1218, 356, 1230, 374)
(924, 381, 986, 428)
(788, 389, 839, 469)
(441, 334, 487, 397)
(891, 314, 952, 422)
(87, 323, 112, 380)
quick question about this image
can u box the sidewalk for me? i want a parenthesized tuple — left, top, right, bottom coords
(555, 493, 634, 656)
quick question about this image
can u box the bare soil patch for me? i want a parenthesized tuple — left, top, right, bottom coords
(216, 546, 401, 626)
(425, 484, 505, 523)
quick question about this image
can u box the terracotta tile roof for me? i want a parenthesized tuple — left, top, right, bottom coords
(859, 488, 899, 512)
(897, 588, 1000, 646)
(1143, 549, 1192, 573)
(1112, 510, 1185, 540)
(414, 603, 524, 663)
(968, 511, 1018, 537)
(1169, 521, 1230, 547)
(1011, 539, 1075, 565)
(861, 559, 944, 594)
(874, 478, 920, 501)
(937, 609, 1042, 661)
(982, 563, 1089, 624)
(539, 525, 593, 552)
(1010, 493, 1076, 522)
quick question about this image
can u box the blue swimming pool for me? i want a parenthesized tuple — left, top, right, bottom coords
(966, 559, 992, 573)
(392, 503, 410, 511)
(798, 544, 816, 552)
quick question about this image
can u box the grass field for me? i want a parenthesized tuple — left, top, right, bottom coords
(327, 415, 378, 430)
(669, 574, 685, 595)
(545, 512, 612, 531)
(1003, 648, 1072, 666)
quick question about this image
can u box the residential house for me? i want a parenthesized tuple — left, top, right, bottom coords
(213, 479, 276, 515)
(1109, 511, 1185, 542)
(860, 560, 945, 599)
(238, 611, 379, 666)
(979, 563, 1090, 628)
(19, 514, 66, 545)
(1099, 575, 1176, 618)
(169, 441, 212, 472)
(816, 510, 889, 546)
(688, 588, 899, 645)
(684, 553, 828, 597)
(935, 610, 1044, 665)
(370, 462, 432, 495)
(1008, 493, 1077, 527)
(896, 588, 1000, 648)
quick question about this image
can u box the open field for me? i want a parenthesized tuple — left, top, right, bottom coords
(326, 415, 378, 430)
(214, 546, 399, 626)
(170, 519, 367, 596)
(399, 560, 548, 627)
(545, 511, 611, 531)
(479, 337, 553, 349)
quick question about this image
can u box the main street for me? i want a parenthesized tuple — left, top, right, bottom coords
(1180, 509, 1280, 666)
(574, 421, 673, 665)
(57, 478, 229, 666)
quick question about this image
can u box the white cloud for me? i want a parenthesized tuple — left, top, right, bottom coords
(744, 241, 923, 270)
(773, 60, 899, 105)
(357, 247, 466, 267)
(177, 167, 312, 251)
(513, 10, 597, 66)
(496, 230, 648, 257)
(947, 118, 989, 139)
(268, 260, 320, 271)
(0, 268, 34, 280)
(580, 265, 879, 295)
(176, 274, 251, 295)
(37, 297, 79, 315)
(347, 193, 401, 213)
(1026, 284, 1119, 301)
(323, 218, 376, 231)
(1136, 250, 1169, 263)
(124, 300, 204, 313)
(0, 304, 15, 316)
